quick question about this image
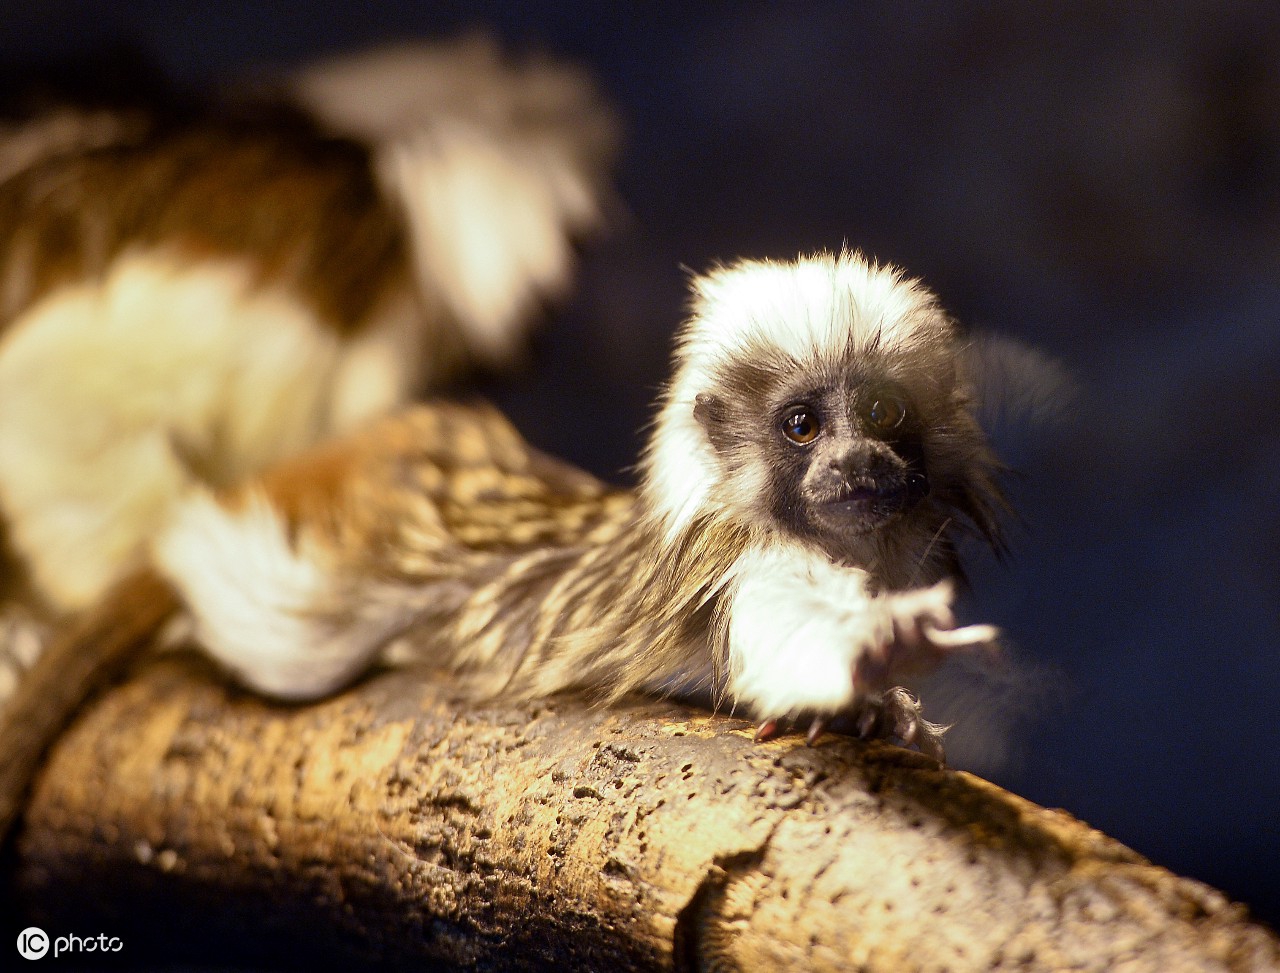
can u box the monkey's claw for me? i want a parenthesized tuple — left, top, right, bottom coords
(852, 686, 949, 762)
(752, 693, 944, 759)
(805, 716, 829, 745)
(752, 716, 828, 745)
(754, 718, 781, 742)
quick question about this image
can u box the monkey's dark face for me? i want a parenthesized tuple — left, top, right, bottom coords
(694, 363, 933, 562)
(777, 383, 930, 540)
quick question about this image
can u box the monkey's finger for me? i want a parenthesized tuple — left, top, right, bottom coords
(921, 621, 1000, 651)
(754, 718, 781, 742)
(880, 686, 951, 762)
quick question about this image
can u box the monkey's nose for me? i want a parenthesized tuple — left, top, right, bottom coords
(829, 448, 872, 478)
(827, 457, 858, 485)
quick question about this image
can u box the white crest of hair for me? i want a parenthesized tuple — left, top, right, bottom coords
(642, 251, 943, 540)
(0, 248, 395, 612)
(287, 35, 619, 365)
(156, 489, 406, 701)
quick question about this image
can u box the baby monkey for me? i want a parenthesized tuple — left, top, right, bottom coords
(0, 252, 1008, 835)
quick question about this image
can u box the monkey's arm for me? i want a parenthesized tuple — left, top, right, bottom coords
(720, 542, 997, 752)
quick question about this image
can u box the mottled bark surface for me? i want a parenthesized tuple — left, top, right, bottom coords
(7, 651, 1278, 972)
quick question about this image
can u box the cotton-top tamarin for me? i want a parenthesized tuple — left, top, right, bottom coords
(0, 251, 1017, 838)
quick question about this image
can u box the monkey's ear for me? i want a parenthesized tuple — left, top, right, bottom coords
(693, 392, 722, 428)
(693, 393, 738, 453)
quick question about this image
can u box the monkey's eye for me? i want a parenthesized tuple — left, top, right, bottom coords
(781, 408, 821, 444)
(863, 394, 906, 432)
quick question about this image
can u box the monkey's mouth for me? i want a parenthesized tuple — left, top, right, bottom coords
(820, 486, 905, 526)
(814, 474, 928, 533)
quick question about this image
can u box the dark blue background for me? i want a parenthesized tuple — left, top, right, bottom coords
(5, 0, 1278, 933)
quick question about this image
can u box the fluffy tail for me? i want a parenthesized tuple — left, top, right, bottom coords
(287, 34, 621, 366)
(0, 569, 177, 844)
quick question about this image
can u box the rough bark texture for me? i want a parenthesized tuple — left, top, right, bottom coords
(7, 651, 1278, 972)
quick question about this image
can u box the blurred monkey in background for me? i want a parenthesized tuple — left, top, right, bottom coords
(0, 36, 619, 675)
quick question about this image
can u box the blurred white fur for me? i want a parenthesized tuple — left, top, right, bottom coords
(155, 489, 416, 700)
(290, 35, 619, 365)
(0, 252, 346, 609)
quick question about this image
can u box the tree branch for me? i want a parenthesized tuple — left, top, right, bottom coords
(8, 652, 1278, 972)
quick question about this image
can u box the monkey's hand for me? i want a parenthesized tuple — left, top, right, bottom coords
(845, 583, 998, 760)
(726, 547, 997, 759)
(856, 581, 999, 687)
